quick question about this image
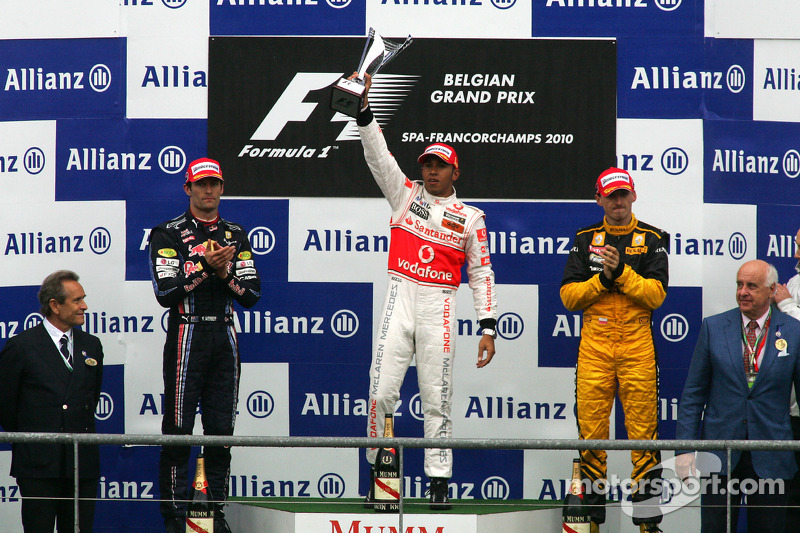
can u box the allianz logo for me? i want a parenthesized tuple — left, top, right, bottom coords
(673, 232, 747, 260)
(122, 0, 187, 8)
(545, 0, 680, 10)
(617, 146, 689, 175)
(95, 392, 115, 421)
(228, 309, 359, 338)
(631, 64, 745, 93)
(229, 472, 344, 498)
(552, 312, 689, 342)
(4, 64, 112, 93)
(98, 477, 155, 500)
(249, 226, 277, 255)
(711, 148, 800, 179)
(4, 227, 111, 256)
(379, 0, 516, 8)
(219, 0, 351, 8)
(0, 147, 46, 175)
(65, 145, 187, 174)
(0, 313, 43, 339)
(397, 476, 511, 500)
(766, 233, 799, 258)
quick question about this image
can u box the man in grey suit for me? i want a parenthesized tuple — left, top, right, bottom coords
(676, 260, 800, 532)
(0, 270, 104, 533)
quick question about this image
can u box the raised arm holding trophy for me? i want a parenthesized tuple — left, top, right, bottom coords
(330, 27, 412, 118)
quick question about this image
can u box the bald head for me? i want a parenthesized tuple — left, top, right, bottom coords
(736, 260, 777, 320)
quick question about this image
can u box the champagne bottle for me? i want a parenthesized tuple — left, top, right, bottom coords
(562, 458, 591, 533)
(373, 414, 400, 513)
(186, 454, 215, 533)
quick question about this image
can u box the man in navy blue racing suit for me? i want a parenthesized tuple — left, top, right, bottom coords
(149, 157, 261, 533)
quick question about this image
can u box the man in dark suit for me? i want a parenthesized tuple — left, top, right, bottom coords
(0, 270, 104, 533)
(676, 259, 800, 532)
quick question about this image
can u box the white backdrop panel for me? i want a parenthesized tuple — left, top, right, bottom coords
(0, 201, 126, 286)
(126, 35, 208, 119)
(0, 0, 119, 40)
(713, 0, 800, 39)
(753, 39, 800, 123)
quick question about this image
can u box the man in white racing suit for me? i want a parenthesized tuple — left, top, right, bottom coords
(355, 73, 498, 510)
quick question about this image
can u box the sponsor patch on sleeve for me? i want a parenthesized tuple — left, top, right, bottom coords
(158, 248, 177, 258)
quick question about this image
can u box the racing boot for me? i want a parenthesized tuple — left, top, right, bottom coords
(428, 477, 452, 510)
(164, 517, 184, 533)
(215, 503, 233, 533)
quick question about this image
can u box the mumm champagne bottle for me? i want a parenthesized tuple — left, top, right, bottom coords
(186, 454, 214, 532)
(373, 414, 400, 513)
(562, 458, 591, 533)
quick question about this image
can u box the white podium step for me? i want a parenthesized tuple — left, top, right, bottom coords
(226, 500, 561, 533)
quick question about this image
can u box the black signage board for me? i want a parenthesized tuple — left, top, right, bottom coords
(209, 37, 616, 199)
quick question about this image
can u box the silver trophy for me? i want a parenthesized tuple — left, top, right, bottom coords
(330, 28, 413, 118)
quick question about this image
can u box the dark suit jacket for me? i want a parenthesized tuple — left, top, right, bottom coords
(0, 322, 104, 479)
(676, 306, 800, 479)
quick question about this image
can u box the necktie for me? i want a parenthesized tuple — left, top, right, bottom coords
(744, 320, 757, 375)
(60, 334, 73, 371)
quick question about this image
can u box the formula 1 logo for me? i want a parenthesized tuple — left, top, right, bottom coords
(251, 73, 420, 143)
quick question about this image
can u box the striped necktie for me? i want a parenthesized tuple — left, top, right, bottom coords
(60, 334, 73, 371)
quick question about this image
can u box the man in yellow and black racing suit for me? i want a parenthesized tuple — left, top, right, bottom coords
(560, 167, 669, 533)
